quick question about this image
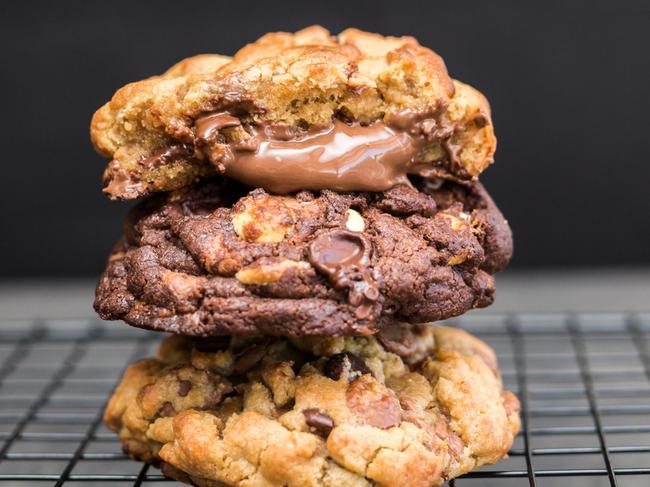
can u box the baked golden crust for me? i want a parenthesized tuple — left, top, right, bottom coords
(91, 26, 496, 200)
(105, 325, 520, 486)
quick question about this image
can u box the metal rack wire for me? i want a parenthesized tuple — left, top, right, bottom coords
(0, 313, 648, 486)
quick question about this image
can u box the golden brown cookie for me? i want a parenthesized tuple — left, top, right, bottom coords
(91, 26, 496, 200)
(105, 324, 520, 486)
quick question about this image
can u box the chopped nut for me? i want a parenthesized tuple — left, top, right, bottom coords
(231, 193, 295, 243)
(235, 260, 310, 285)
(216, 258, 240, 276)
(448, 254, 468, 266)
(162, 271, 205, 300)
(344, 208, 365, 232)
(440, 212, 467, 232)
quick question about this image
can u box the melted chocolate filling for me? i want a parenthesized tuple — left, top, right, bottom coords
(190, 105, 466, 194)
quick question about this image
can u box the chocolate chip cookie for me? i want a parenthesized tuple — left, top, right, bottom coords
(91, 26, 496, 200)
(95, 178, 511, 336)
(105, 324, 520, 487)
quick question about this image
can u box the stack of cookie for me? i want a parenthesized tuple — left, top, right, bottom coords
(92, 26, 520, 487)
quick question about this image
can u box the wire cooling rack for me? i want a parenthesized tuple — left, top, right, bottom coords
(0, 313, 648, 486)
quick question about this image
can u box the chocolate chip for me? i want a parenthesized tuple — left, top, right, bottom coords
(233, 339, 271, 374)
(323, 352, 372, 381)
(178, 379, 192, 397)
(203, 372, 233, 409)
(377, 325, 418, 358)
(434, 416, 450, 440)
(307, 230, 379, 318)
(302, 408, 335, 435)
(433, 415, 464, 460)
(346, 376, 401, 429)
(473, 115, 488, 128)
(433, 416, 465, 461)
(158, 401, 176, 417)
(401, 409, 437, 449)
(308, 230, 371, 277)
(448, 431, 465, 460)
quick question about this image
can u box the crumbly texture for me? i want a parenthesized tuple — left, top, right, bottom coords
(94, 178, 512, 337)
(105, 324, 520, 487)
(91, 26, 496, 200)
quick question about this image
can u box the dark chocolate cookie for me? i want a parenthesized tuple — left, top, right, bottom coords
(94, 178, 511, 336)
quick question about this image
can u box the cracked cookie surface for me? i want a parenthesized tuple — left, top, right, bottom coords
(105, 324, 520, 487)
(91, 26, 496, 200)
(94, 178, 511, 337)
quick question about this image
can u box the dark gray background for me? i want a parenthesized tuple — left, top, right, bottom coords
(1, 0, 648, 277)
